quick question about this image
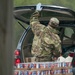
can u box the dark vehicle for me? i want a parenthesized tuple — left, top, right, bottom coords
(14, 5, 75, 70)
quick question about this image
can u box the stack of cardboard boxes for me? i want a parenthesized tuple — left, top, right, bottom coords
(14, 61, 73, 75)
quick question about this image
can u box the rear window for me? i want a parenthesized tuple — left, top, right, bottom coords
(21, 10, 75, 22)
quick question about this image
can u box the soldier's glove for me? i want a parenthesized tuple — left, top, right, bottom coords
(36, 3, 42, 11)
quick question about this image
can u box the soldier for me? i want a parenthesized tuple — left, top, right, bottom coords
(30, 3, 62, 62)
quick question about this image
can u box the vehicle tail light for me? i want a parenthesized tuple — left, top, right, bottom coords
(69, 52, 74, 57)
(14, 49, 21, 66)
(14, 50, 20, 56)
(15, 58, 21, 65)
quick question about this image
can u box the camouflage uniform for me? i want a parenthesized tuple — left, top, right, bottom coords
(30, 11, 62, 61)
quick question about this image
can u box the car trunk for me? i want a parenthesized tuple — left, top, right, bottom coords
(14, 5, 75, 62)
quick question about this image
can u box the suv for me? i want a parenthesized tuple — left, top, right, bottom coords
(14, 5, 75, 68)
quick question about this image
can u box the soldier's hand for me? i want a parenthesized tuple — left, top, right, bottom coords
(36, 3, 42, 11)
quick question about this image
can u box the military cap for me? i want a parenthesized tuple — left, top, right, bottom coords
(50, 17, 59, 27)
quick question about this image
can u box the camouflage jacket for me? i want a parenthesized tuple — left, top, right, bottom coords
(30, 11, 62, 57)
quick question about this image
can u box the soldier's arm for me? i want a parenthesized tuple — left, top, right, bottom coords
(30, 10, 40, 25)
(56, 44, 62, 54)
(30, 11, 45, 35)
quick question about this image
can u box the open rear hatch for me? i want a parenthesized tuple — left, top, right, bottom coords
(14, 5, 75, 26)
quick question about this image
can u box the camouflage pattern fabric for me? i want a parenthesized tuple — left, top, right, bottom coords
(30, 11, 62, 61)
